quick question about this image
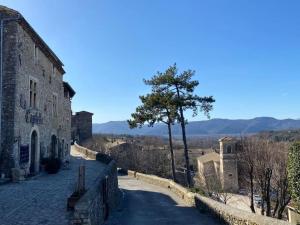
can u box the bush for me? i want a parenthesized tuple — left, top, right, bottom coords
(189, 187, 206, 196)
(45, 158, 61, 174)
(287, 142, 300, 210)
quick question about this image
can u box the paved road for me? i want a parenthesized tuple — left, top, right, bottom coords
(105, 175, 220, 225)
(0, 147, 105, 225)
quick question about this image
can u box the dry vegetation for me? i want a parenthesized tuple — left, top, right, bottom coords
(82, 134, 219, 181)
(83, 132, 293, 219)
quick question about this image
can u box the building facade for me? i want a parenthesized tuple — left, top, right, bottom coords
(0, 6, 75, 177)
(71, 111, 93, 144)
(198, 137, 239, 192)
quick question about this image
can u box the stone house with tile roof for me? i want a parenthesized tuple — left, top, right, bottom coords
(0, 6, 75, 177)
(198, 137, 239, 192)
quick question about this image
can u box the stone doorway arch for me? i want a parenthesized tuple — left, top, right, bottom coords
(30, 130, 39, 174)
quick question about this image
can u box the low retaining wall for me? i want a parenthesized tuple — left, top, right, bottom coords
(288, 207, 300, 225)
(128, 170, 290, 225)
(70, 144, 120, 225)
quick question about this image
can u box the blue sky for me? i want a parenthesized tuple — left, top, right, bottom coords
(1, 0, 300, 123)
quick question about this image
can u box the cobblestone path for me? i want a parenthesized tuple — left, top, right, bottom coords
(0, 147, 105, 225)
(105, 176, 220, 225)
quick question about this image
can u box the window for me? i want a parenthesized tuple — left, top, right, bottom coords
(227, 145, 232, 154)
(30, 79, 37, 108)
(50, 65, 56, 84)
(52, 65, 56, 77)
(52, 94, 57, 117)
(34, 44, 38, 63)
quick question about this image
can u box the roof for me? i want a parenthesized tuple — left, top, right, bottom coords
(0, 5, 19, 15)
(63, 82, 75, 98)
(0, 6, 65, 74)
(198, 152, 220, 164)
(219, 137, 236, 142)
(75, 111, 94, 116)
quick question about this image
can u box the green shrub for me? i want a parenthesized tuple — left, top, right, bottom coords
(189, 187, 206, 196)
(287, 142, 300, 210)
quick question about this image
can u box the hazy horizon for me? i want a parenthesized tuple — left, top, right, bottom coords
(94, 116, 300, 124)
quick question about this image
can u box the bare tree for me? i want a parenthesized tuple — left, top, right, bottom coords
(272, 142, 291, 219)
(253, 139, 274, 216)
(205, 176, 233, 205)
(239, 137, 258, 213)
(239, 137, 291, 218)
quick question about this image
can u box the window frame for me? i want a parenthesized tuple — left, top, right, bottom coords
(34, 44, 39, 63)
(227, 145, 232, 154)
(29, 76, 38, 109)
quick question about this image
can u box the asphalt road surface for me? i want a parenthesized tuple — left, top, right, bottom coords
(105, 175, 220, 225)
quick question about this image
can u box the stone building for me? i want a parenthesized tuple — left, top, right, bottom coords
(0, 6, 75, 177)
(71, 111, 93, 143)
(197, 137, 239, 192)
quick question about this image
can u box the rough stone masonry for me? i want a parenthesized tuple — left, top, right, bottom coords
(0, 6, 75, 177)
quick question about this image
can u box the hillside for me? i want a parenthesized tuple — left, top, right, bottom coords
(93, 117, 300, 136)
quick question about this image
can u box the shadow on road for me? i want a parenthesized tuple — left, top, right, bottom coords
(105, 179, 221, 225)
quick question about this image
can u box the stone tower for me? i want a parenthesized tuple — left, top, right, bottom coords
(219, 137, 239, 192)
(71, 111, 93, 143)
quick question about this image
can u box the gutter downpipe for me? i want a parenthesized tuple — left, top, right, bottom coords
(0, 16, 20, 158)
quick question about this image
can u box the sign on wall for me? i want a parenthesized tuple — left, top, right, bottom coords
(25, 110, 43, 125)
(20, 145, 29, 163)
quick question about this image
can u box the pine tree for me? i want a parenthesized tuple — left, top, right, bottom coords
(144, 64, 215, 187)
(128, 90, 178, 182)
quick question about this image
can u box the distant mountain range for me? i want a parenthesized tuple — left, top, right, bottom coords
(92, 117, 300, 136)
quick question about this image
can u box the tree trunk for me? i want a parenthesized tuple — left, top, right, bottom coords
(179, 108, 192, 187)
(261, 199, 265, 216)
(249, 166, 256, 213)
(277, 197, 291, 219)
(266, 169, 272, 217)
(277, 179, 291, 220)
(273, 197, 279, 218)
(175, 87, 192, 188)
(167, 122, 177, 182)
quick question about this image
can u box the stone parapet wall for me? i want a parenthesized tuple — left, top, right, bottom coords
(127, 170, 290, 225)
(70, 144, 120, 225)
(73, 143, 98, 160)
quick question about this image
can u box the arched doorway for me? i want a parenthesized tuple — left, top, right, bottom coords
(30, 131, 38, 174)
(51, 135, 57, 158)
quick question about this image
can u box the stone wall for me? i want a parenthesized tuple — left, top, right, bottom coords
(13, 20, 72, 173)
(70, 144, 119, 225)
(0, 8, 73, 176)
(0, 18, 18, 175)
(127, 170, 290, 225)
(288, 207, 300, 225)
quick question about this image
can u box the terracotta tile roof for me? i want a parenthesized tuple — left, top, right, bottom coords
(219, 136, 236, 142)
